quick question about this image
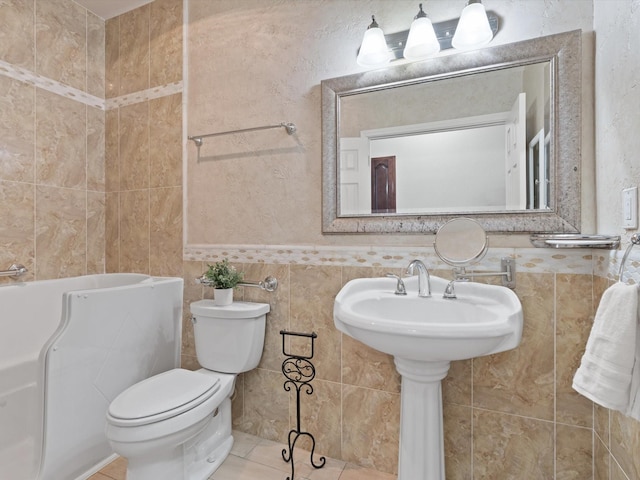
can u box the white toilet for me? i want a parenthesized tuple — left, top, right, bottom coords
(105, 300, 269, 480)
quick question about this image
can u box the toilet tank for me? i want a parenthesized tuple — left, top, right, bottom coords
(190, 300, 270, 373)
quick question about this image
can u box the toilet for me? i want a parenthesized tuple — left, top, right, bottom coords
(105, 300, 269, 480)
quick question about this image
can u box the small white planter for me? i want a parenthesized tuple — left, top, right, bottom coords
(213, 288, 233, 306)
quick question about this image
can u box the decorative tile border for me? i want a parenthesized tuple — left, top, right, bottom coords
(0, 59, 182, 111)
(0, 59, 104, 109)
(184, 244, 598, 275)
(105, 81, 183, 109)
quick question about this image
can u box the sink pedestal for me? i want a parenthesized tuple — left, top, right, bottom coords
(394, 358, 451, 480)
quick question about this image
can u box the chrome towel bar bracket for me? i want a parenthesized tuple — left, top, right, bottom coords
(618, 233, 640, 283)
(0, 263, 28, 278)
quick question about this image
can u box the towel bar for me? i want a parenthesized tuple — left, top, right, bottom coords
(618, 233, 640, 283)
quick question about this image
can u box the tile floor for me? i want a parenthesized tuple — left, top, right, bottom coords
(89, 430, 396, 480)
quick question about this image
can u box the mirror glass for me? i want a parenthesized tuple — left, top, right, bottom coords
(434, 218, 488, 267)
(322, 30, 581, 234)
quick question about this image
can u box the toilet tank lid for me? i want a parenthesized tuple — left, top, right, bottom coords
(190, 300, 270, 318)
(108, 369, 219, 424)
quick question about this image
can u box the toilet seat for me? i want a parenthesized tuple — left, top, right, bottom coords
(108, 369, 220, 427)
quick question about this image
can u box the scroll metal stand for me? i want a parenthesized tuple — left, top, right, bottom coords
(280, 330, 325, 480)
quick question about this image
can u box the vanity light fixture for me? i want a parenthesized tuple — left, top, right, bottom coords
(356, 16, 392, 67)
(403, 3, 440, 61)
(356, 2, 498, 68)
(451, 0, 494, 50)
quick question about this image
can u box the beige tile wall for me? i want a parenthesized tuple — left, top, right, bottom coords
(0, 0, 105, 282)
(104, 0, 183, 277)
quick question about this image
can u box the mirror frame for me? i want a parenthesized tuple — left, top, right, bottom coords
(321, 30, 581, 234)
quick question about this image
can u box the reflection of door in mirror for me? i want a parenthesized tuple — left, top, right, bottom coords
(339, 138, 370, 215)
(371, 156, 396, 214)
(528, 129, 548, 209)
(505, 93, 527, 209)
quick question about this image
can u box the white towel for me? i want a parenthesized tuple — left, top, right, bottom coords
(572, 282, 640, 416)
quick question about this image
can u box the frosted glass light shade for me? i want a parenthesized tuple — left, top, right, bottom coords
(451, 2, 493, 50)
(403, 16, 440, 60)
(357, 26, 391, 67)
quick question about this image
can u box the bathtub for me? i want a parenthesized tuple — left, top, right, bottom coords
(0, 274, 183, 480)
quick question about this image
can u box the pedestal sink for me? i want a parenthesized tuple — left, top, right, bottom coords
(334, 274, 523, 480)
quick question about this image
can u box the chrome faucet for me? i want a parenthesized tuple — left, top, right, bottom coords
(406, 260, 431, 297)
(386, 273, 407, 295)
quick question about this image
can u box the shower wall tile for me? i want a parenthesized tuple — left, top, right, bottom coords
(149, 93, 182, 188)
(35, 185, 87, 280)
(474, 272, 555, 420)
(119, 5, 150, 96)
(35, 89, 86, 189)
(0, 76, 35, 183)
(87, 12, 105, 98)
(119, 189, 149, 274)
(149, 186, 183, 277)
(119, 102, 149, 191)
(87, 106, 106, 192)
(150, 0, 183, 88)
(556, 273, 594, 427)
(556, 424, 593, 480)
(105, 192, 120, 273)
(105, 108, 119, 192)
(105, 18, 120, 99)
(341, 385, 400, 474)
(0, 180, 34, 283)
(0, 0, 35, 69)
(473, 409, 554, 479)
(35, 0, 86, 91)
(87, 191, 105, 275)
(290, 265, 342, 383)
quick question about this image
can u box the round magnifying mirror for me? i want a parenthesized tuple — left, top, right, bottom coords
(434, 218, 488, 267)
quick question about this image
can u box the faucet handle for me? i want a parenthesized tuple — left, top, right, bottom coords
(385, 273, 407, 296)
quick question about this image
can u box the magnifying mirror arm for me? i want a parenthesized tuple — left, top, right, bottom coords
(452, 257, 516, 289)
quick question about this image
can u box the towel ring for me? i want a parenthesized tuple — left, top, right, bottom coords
(618, 233, 640, 283)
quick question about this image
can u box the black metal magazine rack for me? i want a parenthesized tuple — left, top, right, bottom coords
(279, 330, 326, 480)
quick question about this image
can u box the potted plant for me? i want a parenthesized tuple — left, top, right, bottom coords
(204, 259, 244, 306)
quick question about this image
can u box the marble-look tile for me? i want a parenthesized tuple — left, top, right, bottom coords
(595, 404, 610, 449)
(594, 433, 610, 480)
(241, 263, 290, 372)
(119, 102, 149, 191)
(105, 17, 120, 99)
(0, 180, 34, 282)
(97, 456, 126, 480)
(182, 260, 205, 358)
(87, 11, 105, 98)
(87, 106, 105, 192)
(149, 186, 182, 277)
(104, 192, 119, 273)
(35, 0, 86, 91)
(119, 5, 150, 96)
(290, 265, 343, 383)
(443, 359, 471, 406)
(35, 185, 86, 279)
(150, 0, 183, 87)
(474, 272, 555, 420)
(443, 404, 471, 480)
(0, 0, 35, 69)
(473, 409, 554, 479)
(149, 93, 182, 188)
(35, 89, 86, 189)
(119, 189, 149, 274)
(238, 368, 289, 442)
(86, 191, 105, 274)
(0, 76, 35, 183)
(232, 373, 245, 427)
(87, 473, 114, 480)
(610, 410, 640, 479)
(210, 453, 289, 480)
(287, 379, 341, 460)
(341, 385, 400, 474)
(339, 464, 396, 480)
(556, 273, 594, 426)
(230, 430, 261, 458)
(105, 108, 119, 192)
(611, 460, 631, 480)
(341, 335, 400, 394)
(556, 424, 592, 479)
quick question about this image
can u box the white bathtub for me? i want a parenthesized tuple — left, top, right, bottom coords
(0, 274, 183, 480)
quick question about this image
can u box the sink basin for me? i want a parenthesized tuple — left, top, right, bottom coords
(334, 273, 523, 480)
(334, 274, 523, 362)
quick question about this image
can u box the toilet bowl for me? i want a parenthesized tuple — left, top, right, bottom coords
(105, 300, 269, 480)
